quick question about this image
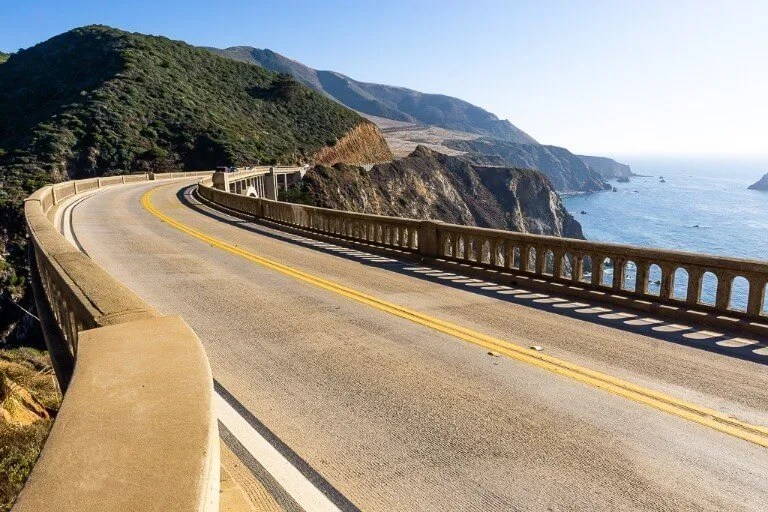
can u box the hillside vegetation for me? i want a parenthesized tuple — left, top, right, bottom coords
(0, 53, 9, 64)
(208, 47, 538, 144)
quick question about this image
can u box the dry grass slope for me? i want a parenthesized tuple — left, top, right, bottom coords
(0, 348, 61, 512)
(313, 122, 393, 165)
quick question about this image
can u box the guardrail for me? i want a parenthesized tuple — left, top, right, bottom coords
(17, 171, 218, 512)
(198, 180, 768, 334)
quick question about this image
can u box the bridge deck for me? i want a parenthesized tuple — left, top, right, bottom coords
(67, 180, 768, 511)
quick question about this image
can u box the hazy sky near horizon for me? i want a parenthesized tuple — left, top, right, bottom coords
(2, 0, 767, 158)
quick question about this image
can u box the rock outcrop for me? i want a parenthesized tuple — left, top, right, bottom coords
(445, 139, 609, 194)
(294, 146, 583, 238)
(748, 173, 768, 191)
(577, 155, 633, 181)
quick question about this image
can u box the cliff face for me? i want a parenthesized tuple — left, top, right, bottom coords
(313, 121, 393, 165)
(294, 146, 583, 239)
(445, 139, 608, 193)
(748, 173, 768, 191)
(577, 155, 633, 180)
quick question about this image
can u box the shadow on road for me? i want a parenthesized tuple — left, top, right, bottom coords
(177, 186, 767, 366)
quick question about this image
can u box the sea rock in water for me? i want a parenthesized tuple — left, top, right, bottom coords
(748, 173, 768, 191)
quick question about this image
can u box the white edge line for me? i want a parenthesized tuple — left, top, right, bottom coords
(215, 393, 342, 512)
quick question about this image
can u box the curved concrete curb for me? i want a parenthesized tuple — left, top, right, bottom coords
(16, 172, 219, 512)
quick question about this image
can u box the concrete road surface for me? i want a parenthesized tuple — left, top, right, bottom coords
(66, 180, 768, 511)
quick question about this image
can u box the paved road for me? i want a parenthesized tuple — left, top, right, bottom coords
(68, 180, 768, 511)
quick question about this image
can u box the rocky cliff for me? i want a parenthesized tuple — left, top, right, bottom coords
(748, 173, 768, 190)
(445, 139, 609, 193)
(291, 146, 583, 238)
(577, 155, 633, 180)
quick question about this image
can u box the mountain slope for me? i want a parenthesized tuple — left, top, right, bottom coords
(0, 53, 9, 64)
(208, 46, 537, 144)
(445, 138, 609, 193)
(291, 146, 583, 238)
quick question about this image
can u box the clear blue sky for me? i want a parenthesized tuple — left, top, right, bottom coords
(2, 0, 767, 157)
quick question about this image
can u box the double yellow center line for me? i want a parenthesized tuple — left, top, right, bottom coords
(142, 185, 768, 449)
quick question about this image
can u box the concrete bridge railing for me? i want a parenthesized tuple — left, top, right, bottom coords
(199, 179, 768, 336)
(17, 171, 218, 512)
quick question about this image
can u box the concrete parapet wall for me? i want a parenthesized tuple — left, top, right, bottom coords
(198, 181, 768, 335)
(18, 172, 218, 512)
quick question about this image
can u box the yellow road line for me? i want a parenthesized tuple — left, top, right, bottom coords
(142, 185, 768, 449)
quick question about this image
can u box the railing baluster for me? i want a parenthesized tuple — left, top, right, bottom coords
(612, 258, 626, 290)
(635, 261, 649, 295)
(747, 277, 766, 317)
(715, 272, 731, 310)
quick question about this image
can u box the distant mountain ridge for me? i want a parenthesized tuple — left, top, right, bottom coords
(206, 46, 538, 144)
(207, 45, 637, 194)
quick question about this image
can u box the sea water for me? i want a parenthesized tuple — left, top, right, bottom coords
(562, 156, 768, 311)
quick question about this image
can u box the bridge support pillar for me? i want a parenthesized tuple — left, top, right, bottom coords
(212, 171, 228, 191)
(264, 168, 278, 200)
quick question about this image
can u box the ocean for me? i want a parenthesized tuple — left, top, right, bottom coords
(561, 156, 768, 311)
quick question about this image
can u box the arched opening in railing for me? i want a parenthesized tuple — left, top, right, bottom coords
(457, 237, 466, 259)
(561, 253, 573, 279)
(481, 240, 491, 265)
(468, 238, 478, 262)
(672, 267, 689, 301)
(543, 250, 555, 275)
(729, 276, 749, 312)
(443, 234, 453, 257)
(511, 246, 521, 269)
(527, 247, 537, 272)
(601, 257, 613, 287)
(647, 264, 662, 296)
(623, 260, 637, 291)
(699, 271, 718, 306)
(495, 241, 506, 267)
(580, 255, 592, 283)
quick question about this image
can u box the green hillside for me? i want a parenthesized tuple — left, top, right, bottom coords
(0, 26, 364, 201)
(0, 53, 9, 64)
(0, 25, 369, 345)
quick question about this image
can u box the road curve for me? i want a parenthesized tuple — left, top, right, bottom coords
(68, 180, 768, 511)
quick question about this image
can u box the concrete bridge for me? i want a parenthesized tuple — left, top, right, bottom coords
(15, 169, 768, 511)
(212, 166, 308, 199)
